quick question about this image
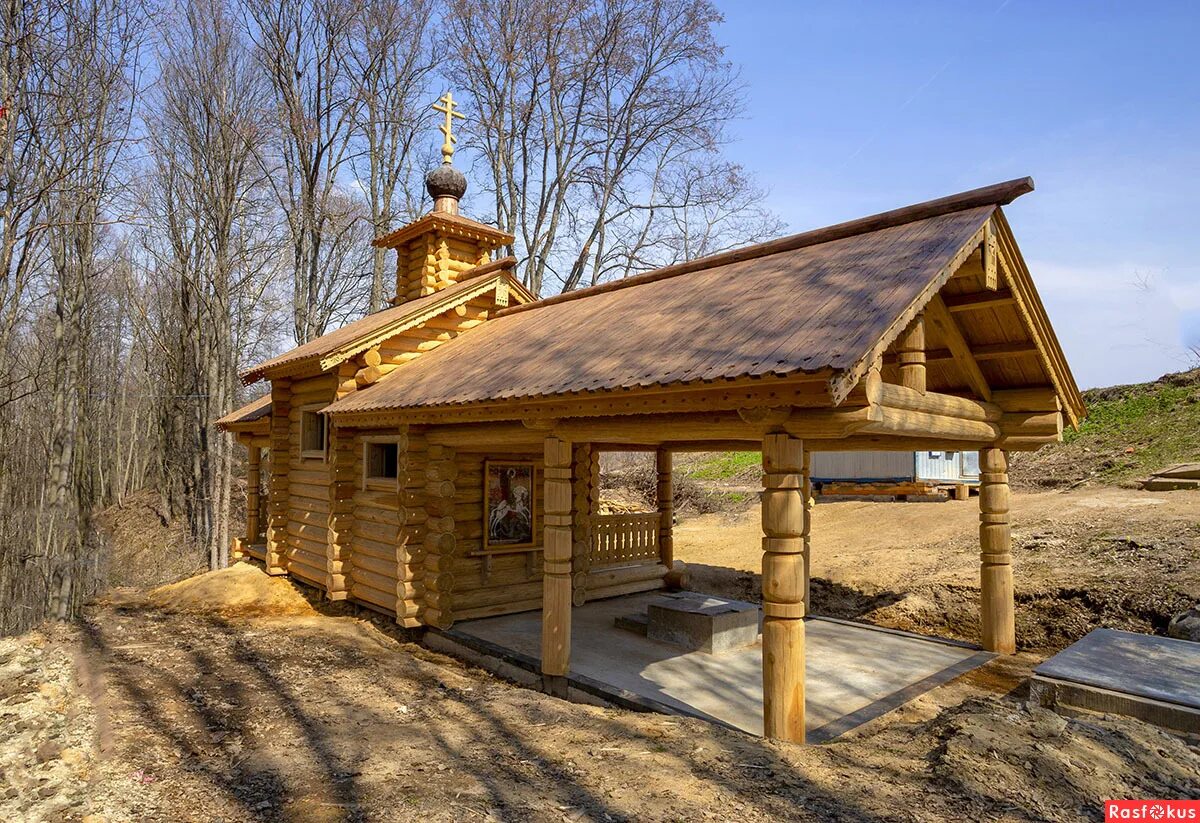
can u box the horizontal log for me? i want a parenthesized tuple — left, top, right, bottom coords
(353, 518, 397, 544)
(350, 581, 397, 613)
(584, 578, 665, 603)
(355, 489, 401, 511)
(585, 563, 668, 589)
(352, 567, 409, 598)
(451, 598, 541, 623)
(990, 388, 1060, 413)
(286, 521, 328, 543)
(287, 557, 326, 587)
(352, 551, 399, 581)
(877, 383, 1001, 422)
(451, 580, 545, 610)
(861, 407, 999, 441)
(288, 482, 331, 503)
(287, 535, 329, 562)
(998, 411, 1062, 438)
(351, 505, 401, 527)
(351, 533, 399, 561)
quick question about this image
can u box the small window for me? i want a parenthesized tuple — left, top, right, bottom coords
(301, 410, 327, 457)
(365, 441, 399, 483)
(945, 451, 957, 459)
(927, 451, 942, 459)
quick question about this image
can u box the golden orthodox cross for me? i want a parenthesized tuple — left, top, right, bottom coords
(432, 92, 465, 164)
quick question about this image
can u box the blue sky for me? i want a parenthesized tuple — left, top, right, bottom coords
(714, 0, 1199, 389)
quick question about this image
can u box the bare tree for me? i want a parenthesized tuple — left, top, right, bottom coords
(245, 0, 367, 342)
(445, 0, 782, 296)
(345, 0, 436, 312)
(143, 0, 274, 570)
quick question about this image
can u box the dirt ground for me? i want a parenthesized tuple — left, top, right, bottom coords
(1, 565, 1198, 823)
(675, 486, 1200, 652)
(2, 486, 1199, 821)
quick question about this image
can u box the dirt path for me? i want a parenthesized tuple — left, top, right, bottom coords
(675, 487, 1200, 651)
(3, 585, 1199, 822)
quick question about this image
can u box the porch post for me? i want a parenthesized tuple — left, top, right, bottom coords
(979, 446, 1015, 653)
(541, 435, 574, 694)
(246, 445, 261, 544)
(801, 449, 812, 613)
(656, 448, 673, 568)
(761, 432, 806, 743)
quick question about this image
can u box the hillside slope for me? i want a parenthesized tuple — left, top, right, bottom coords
(1010, 367, 1200, 488)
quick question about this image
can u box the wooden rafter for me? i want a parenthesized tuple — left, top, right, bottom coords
(943, 288, 1016, 312)
(924, 294, 992, 401)
(885, 341, 1039, 366)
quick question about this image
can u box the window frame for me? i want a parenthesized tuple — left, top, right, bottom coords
(361, 435, 404, 490)
(299, 405, 328, 461)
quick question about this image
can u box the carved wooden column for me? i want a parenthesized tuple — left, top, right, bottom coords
(246, 445, 261, 545)
(571, 444, 594, 607)
(541, 436, 574, 693)
(656, 449, 673, 568)
(801, 449, 812, 613)
(979, 446, 1015, 653)
(761, 432, 806, 743)
(897, 313, 927, 394)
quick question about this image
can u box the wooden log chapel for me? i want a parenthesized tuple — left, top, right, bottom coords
(217, 94, 1084, 744)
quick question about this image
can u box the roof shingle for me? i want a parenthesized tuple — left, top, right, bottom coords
(326, 206, 994, 414)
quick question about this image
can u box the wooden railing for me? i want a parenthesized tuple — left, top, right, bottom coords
(590, 512, 661, 568)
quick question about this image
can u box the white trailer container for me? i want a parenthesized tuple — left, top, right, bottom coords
(812, 450, 980, 485)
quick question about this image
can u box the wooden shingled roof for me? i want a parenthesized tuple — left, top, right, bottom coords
(215, 392, 272, 430)
(239, 259, 527, 385)
(326, 178, 1081, 419)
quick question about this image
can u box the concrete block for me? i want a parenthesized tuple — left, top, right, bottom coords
(646, 592, 760, 654)
(1032, 628, 1200, 735)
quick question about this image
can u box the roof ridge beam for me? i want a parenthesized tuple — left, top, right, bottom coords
(498, 177, 1033, 318)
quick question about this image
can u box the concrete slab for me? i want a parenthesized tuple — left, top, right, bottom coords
(1031, 628, 1200, 734)
(645, 592, 760, 654)
(449, 592, 993, 742)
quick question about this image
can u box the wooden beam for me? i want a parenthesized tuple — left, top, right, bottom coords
(886, 341, 1039, 366)
(878, 383, 1001, 422)
(924, 295, 992, 401)
(943, 288, 1015, 313)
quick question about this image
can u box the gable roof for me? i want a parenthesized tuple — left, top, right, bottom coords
(326, 178, 1081, 420)
(239, 259, 529, 385)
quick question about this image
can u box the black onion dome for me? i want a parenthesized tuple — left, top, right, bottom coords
(426, 163, 467, 201)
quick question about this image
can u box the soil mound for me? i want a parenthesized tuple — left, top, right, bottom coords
(146, 563, 315, 618)
(933, 699, 1200, 820)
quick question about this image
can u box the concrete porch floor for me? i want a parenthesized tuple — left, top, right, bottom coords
(446, 591, 994, 743)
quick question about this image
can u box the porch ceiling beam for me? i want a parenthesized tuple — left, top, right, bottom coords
(885, 341, 1039, 366)
(924, 295, 993, 402)
(942, 288, 1016, 312)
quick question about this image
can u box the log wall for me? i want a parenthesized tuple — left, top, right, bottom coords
(444, 450, 547, 623)
(283, 372, 337, 590)
(346, 428, 408, 619)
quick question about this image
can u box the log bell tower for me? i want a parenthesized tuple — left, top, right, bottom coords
(371, 92, 514, 306)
